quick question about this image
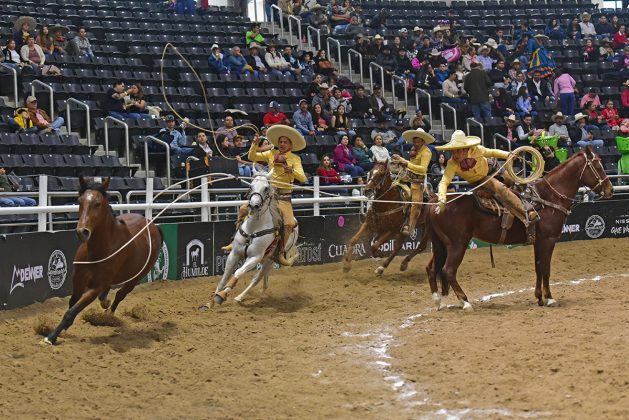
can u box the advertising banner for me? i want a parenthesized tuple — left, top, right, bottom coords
(177, 222, 213, 280)
(143, 223, 179, 283)
(560, 201, 629, 241)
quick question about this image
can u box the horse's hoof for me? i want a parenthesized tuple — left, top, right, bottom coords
(198, 304, 210, 311)
(545, 298, 558, 307)
(213, 294, 225, 305)
(100, 299, 111, 310)
(42, 337, 55, 346)
(234, 296, 243, 304)
(537, 299, 544, 306)
(462, 301, 474, 311)
(342, 264, 351, 273)
(374, 266, 385, 276)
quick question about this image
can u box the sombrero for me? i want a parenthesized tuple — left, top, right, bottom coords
(14, 16, 37, 31)
(552, 112, 566, 122)
(429, 48, 441, 56)
(573, 112, 588, 122)
(581, 12, 591, 19)
(436, 130, 481, 151)
(504, 114, 517, 123)
(484, 38, 498, 49)
(49, 25, 69, 34)
(266, 125, 306, 151)
(534, 34, 550, 43)
(402, 128, 435, 144)
(311, 4, 325, 11)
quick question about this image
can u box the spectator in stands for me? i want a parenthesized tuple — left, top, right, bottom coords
(509, 72, 527, 96)
(208, 44, 229, 75)
(428, 48, 447, 69)
(488, 60, 507, 85)
(0, 168, 35, 207)
(532, 138, 560, 172)
(570, 113, 604, 147)
(435, 63, 449, 86)
(602, 100, 621, 130)
(53, 27, 68, 55)
(461, 44, 478, 72)
(477, 46, 496, 72)
(582, 38, 599, 62)
(317, 154, 342, 185)
(553, 68, 577, 117)
(312, 83, 331, 113)
(329, 87, 351, 115)
(215, 134, 232, 157)
(371, 118, 397, 144)
(13, 17, 35, 51)
(231, 135, 253, 178)
(309, 5, 329, 31)
(36, 25, 55, 59)
(125, 84, 148, 116)
(614, 25, 627, 50)
(415, 63, 438, 90)
(527, 70, 552, 103)
(548, 112, 571, 145)
(333, 134, 364, 183)
(611, 15, 622, 32)
(283, 46, 303, 76)
(370, 134, 390, 162)
(307, 73, 323, 97)
(245, 43, 268, 76)
(265, 43, 293, 76)
(19, 36, 44, 73)
(189, 131, 212, 185)
(293, 99, 315, 136)
(371, 34, 385, 56)
(442, 71, 466, 105)
(369, 8, 389, 35)
(579, 12, 596, 39)
(567, 17, 581, 41)
(369, 85, 392, 120)
(411, 27, 424, 46)
(395, 48, 414, 82)
(579, 88, 601, 109)
(508, 58, 523, 79)
(516, 113, 540, 145)
(350, 85, 371, 118)
(263, 101, 290, 127)
(330, 104, 355, 137)
(340, 15, 362, 36)
(411, 111, 431, 133)
(377, 45, 396, 77)
(496, 114, 519, 150)
(299, 51, 315, 76)
(584, 101, 608, 129)
(26, 96, 64, 133)
(161, 114, 193, 156)
(464, 62, 492, 121)
(216, 115, 237, 143)
(1, 39, 26, 74)
(485, 38, 505, 63)
(175, 0, 196, 16)
(329, 3, 351, 34)
(246, 23, 265, 46)
(227, 46, 254, 75)
(514, 22, 534, 45)
(311, 103, 329, 134)
(623, 80, 629, 109)
(70, 27, 94, 59)
(8, 108, 37, 133)
(545, 18, 566, 40)
(430, 153, 452, 188)
(104, 81, 141, 120)
(390, 36, 403, 55)
(595, 15, 614, 39)
(353, 135, 374, 171)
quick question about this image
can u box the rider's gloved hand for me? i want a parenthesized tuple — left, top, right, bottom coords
(435, 200, 446, 214)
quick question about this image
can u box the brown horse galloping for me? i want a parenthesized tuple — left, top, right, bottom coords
(343, 161, 425, 276)
(44, 177, 162, 345)
(421, 146, 613, 311)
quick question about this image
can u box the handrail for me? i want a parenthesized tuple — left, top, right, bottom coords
(391, 75, 408, 113)
(0, 63, 18, 105)
(368, 62, 385, 94)
(307, 25, 321, 50)
(493, 133, 513, 152)
(270, 4, 283, 35)
(466, 117, 485, 144)
(31, 80, 55, 119)
(415, 89, 433, 129)
(66, 98, 91, 151)
(326, 37, 342, 74)
(104, 116, 130, 164)
(144, 135, 171, 186)
(347, 48, 363, 86)
(186, 156, 200, 191)
(440, 102, 457, 137)
(287, 15, 303, 50)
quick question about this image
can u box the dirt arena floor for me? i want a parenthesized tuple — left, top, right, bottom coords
(0, 238, 627, 419)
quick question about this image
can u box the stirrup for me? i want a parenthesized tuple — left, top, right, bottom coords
(221, 244, 233, 252)
(401, 224, 410, 236)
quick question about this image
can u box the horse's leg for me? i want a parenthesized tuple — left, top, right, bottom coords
(98, 287, 111, 310)
(371, 231, 393, 257)
(343, 221, 369, 272)
(214, 254, 263, 304)
(109, 279, 140, 313)
(442, 243, 472, 311)
(234, 258, 273, 303)
(375, 233, 404, 276)
(533, 240, 544, 306)
(536, 238, 558, 307)
(44, 287, 101, 345)
(213, 251, 241, 297)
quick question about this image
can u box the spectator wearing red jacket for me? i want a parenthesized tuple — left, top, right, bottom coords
(601, 100, 622, 130)
(613, 25, 627, 50)
(316, 155, 342, 184)
(262, 101, 290, 127)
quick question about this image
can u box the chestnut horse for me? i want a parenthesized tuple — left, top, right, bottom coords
(343, 161, 426, 275)
(44, 177, 162, 345)
(423, 147, 613, 311)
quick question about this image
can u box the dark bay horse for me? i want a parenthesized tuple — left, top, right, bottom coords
(44, 177, 162, 345)
(423, 147, 613, 311)
(343, 161, 425, 276)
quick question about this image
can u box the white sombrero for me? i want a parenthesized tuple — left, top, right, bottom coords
(14, 16, 37, 31)
(436, 130, 481, 151)
(402, 128, 435, 144)
(484, 38, 498, 49)
(573, 112, 588, 122)
(552, 112, 566, 122)
(266, 125, 306, 151)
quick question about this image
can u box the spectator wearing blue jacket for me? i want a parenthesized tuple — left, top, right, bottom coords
(227, 46, 254, 75)
(435, 63, 449, 86)
(208, 44, 229, 74)
(160, 115, 194, 156)
(293, 99, 315, 136)
(545, 18, 566, 40)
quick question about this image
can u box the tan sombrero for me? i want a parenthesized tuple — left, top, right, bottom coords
(573, 112, 588, 122)
(504, 114, 517, 123)
(534, 34, 550, 43)
(402, 128, 435, 144)
(484, 38, 498, 49)
(14, 16, 37, 31)
(436, 130, 481, 151)
(266, 125, 306, 151)
(552, 112, 566, 122)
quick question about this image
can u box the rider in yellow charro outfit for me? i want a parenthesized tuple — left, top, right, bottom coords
(391, 128, 434, 236)
(435, 130, 538, 226)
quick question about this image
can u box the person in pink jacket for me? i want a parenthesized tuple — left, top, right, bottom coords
(552, 68, 577, 117)
(333, 134, 364, 183)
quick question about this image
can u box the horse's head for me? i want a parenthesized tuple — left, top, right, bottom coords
(248, 169, 273, 215)
(364, 160, 390, 198)
(579, 146, 613, 199)
(76, 176, 111, 242)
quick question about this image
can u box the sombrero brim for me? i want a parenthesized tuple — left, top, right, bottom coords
(14, 16, 37, 31)
(435, 136, 481, 151)
(266, 125, 306, 152)
(552, 114, 566, 122)
(402, 130, 435, 144)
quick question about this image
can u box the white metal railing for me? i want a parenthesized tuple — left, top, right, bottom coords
(104, 116, 130, 164)
(326, 37, 342, 74)
(31, 80, 55, 119)
(348, 48, 363, 86)
(391, 74, 408, 112)
(307, 26, 321, 50)
(66, 98, 91, 151)
(493, 133, 513, 151)
(144, 135, 171, 186)
(185, 155, 200, 190)
(270, 4, 283, 35)
(466, 117, 484, 144)
(0, 63, 18, 105)
(440, 102, 457, 137)
(287, 15, 303, 50)
(368, 62, 385, 94)
(415, 89, 433, 128)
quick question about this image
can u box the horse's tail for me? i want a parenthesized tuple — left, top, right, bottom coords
(429, 218, 449, 297)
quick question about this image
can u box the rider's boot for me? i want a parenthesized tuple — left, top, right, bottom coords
(277, 225, 296, 266)
(222, 204, 249, 252)
(402, 204, 419, 236)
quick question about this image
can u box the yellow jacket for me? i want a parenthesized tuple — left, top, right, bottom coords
(399, 145, 431, 177)
(248, 143, 306, 191)
(438, 146, 510, 202)
(13, 112, 34, 129)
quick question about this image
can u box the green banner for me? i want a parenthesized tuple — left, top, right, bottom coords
(143, 223, 179, 282)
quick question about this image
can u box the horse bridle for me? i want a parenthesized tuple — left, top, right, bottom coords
(543, 149, 610, 202)
(365, 164, 397, 200)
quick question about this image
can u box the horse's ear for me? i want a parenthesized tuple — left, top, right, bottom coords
(78, 175, 87, 191)
(585, 144, 593, 156)
(101, 177, 110, 191)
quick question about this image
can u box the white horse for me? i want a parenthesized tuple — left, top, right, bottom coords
(204, 168, 299, 307)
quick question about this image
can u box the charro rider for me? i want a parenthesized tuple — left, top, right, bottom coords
(435, 130, 538, 226)
(391, 128, 434, 236)
(223, 125, 306, 266)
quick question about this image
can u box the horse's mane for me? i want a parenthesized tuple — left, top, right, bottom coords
(251, 170, 282, 227)
(544, 148, 586, 177)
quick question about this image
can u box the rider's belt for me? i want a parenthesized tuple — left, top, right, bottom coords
(277, 190, 292, 201)
(405, 172, 425, 183)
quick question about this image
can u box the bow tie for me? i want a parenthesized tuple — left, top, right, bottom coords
(459, 158, 477, 171)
